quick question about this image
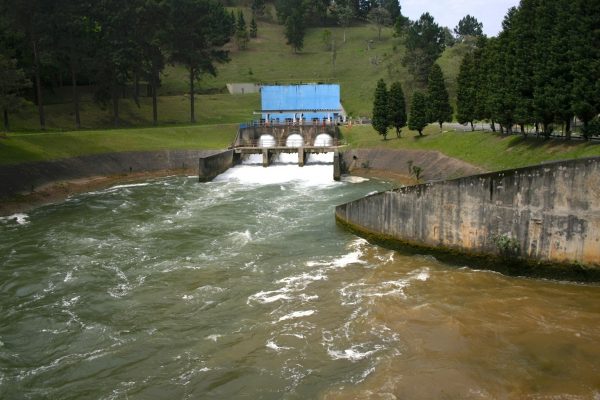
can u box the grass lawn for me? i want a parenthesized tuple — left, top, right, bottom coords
(6, 94, 259, 132)
(343, 124, 600, 171)
(0, 124, 237, 165)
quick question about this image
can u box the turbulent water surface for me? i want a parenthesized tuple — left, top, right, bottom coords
(1, 155, 599, 399)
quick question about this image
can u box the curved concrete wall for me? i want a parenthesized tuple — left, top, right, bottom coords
(336, 157, 600, 270)
(0, 149, 226, 197)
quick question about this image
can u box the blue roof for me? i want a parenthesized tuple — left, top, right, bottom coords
(261, 84, 341, 111)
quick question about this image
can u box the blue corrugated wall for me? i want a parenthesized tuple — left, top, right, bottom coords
(260, 84, 341, 122)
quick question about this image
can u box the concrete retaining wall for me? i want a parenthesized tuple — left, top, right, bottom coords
(336, 157, 600, 273)
(0, 149, 225, 197)
(198, 150, 237, 182)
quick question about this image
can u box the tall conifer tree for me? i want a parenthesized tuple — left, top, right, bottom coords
(372, 79, 389, 140)
(388, 81, 407, 137)
(427, 64, 453, 131)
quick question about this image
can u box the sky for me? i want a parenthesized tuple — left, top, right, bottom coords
(401, 0, 520, 37)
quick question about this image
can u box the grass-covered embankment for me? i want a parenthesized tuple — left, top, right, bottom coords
(0, 124, 237, 166)
(343, 125, 600, 171)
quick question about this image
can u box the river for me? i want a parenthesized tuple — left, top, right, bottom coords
(1, 155, 599, 399)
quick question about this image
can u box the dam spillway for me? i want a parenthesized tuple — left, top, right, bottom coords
(232, 124, 343, 171)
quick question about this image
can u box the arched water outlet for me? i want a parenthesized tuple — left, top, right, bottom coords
(314, 133, 333, 147)
(259, 134, 276, 148)
(286, 133, 304, 147)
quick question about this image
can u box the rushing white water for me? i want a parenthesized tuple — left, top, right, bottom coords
(215, 152, 337, 185)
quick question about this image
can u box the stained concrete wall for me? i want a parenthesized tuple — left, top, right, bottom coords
(336, 157, 600, 269)
(0, 149, 225, 197)
(198, 150, 237, 182)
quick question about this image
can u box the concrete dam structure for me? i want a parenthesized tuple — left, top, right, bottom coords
(336, 157, 600, 277)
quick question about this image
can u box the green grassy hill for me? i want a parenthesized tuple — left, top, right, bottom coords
(6, 12, 434, 131)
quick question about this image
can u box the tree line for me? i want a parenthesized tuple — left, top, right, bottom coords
(0, 0, 238, 131)
(456, 0, 600, 139)
(372, 63, 452, 139)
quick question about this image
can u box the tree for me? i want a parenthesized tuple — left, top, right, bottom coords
(0, 53, 31, 131)
(454, 15, 483, 41)
(250, 17, 258, 38)
(380, 0, 400, 21)
(321, 29, 332, 50)
(393, 14, 410, 37)
(251, 0, 266, 17)
(456, 53, 477, 130)
(408, 91, 428, 135)
(166, 0, 232, 123)
(336, 5, 354, 43)
(403, 13, 445, 86)
(50, 0, 97, 129)
(442, 27, 456, 47)
(91, 0, 138, 127)
(367, 6, 392, 41)
(134, 0, 168, 126)
(388, 81, 407, 137)
(3, 0, 55, 130)
(284, 6, 306, 53)
(372, 79, 389, 139)
(427, 64, 453, 131)
(235, 10, 249, 50)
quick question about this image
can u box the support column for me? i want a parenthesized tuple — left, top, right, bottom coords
(333, 150, 341, 181)
(262, 149, 270, 167)
(298, 147, 305, 167)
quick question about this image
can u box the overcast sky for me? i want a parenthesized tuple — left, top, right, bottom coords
(401, 0, 520, 36)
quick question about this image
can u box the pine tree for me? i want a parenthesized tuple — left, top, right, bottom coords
(388, 81, 407, 137)
(0, 54, 31, 131)
(408, 91, 428, 136)
(427, 64, 453, 131)
(456, 53, 477, 130)
(403, 13, 446, 86)
(454, 15, 483, 41)
(250, 17, 258, 38)
(284, 7, 306, 53)
(372, 79, 389, 140)
(251, 0, 265, 17)
(236, 10, 249, 50)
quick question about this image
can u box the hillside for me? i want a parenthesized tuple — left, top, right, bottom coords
(4, 12, 465, 131)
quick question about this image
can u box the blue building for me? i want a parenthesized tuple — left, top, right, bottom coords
(258, 84, 344, 125)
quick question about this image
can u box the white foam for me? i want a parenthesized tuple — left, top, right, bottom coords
(277, 272, 327, 286)
(226, 230, 252, 246)
(214, 162, 336, 186)
(110, 183, 150, 190)
(247, 288, 292, 304)
(206, 334, 222, 342)
(341, 175, 369, 183)
(331, 250, 366, 268)
(266, 340, 292, 352)
(307, 152, 334, 163)
(0, 213, 29, 225)
(327, 344, 383, 361)
(278, 310, 315, 322)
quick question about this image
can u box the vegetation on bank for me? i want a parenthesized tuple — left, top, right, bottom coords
(0, 125, 237, 165)
(342, 125, 600, 171)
